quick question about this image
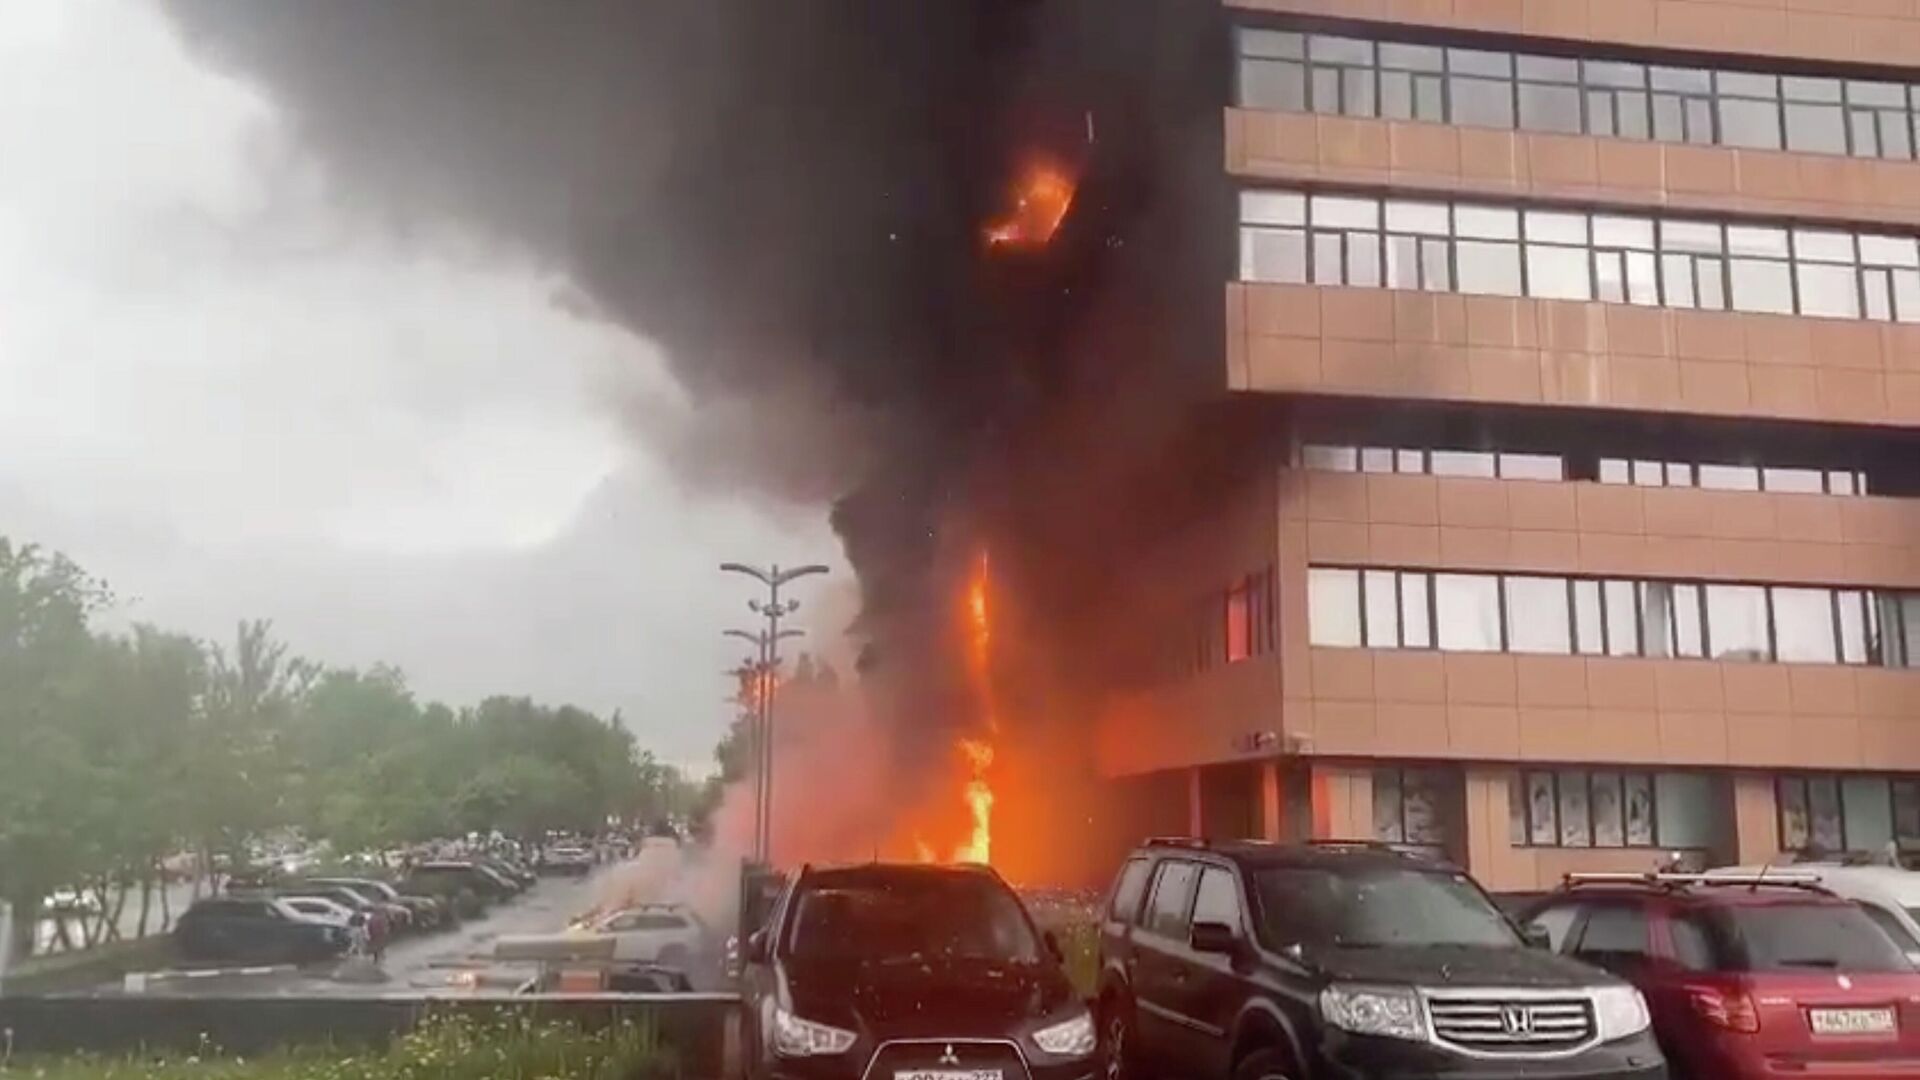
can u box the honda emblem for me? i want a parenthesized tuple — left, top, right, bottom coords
(1500, 1005, 1536, 1036)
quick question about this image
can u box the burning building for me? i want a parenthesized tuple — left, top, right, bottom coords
(152, 0, 1920, 890)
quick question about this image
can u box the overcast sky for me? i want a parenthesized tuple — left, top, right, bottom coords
(0, 0, 845, 770)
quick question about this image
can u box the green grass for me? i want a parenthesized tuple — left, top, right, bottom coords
(0, 1013, 677, 1080)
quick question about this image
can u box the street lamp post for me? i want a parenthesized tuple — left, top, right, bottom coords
(723, 627, 802, 863)
(720, 562, 829, 865)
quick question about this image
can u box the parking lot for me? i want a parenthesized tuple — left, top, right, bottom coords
(96, 863, 722, 998)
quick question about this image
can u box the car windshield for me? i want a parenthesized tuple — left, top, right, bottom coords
(1711, 904, 1912, 972)
(1253, 865, 1520, 950)
(786, 875, 1041, 964)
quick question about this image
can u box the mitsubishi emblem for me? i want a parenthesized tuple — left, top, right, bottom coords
(1839, 975, 1854, 990)
(1500, 1005, 1536, 1036)
(938, 1044, 961, 1066)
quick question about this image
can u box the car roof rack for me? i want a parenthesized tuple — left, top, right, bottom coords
(1144, 836, 1210, 850)
(1564, 871, 1831, 895)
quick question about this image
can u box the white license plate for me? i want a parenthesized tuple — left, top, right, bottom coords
(1810, 1007, 1897, 1035)
(894, 1071, 1002, 1080)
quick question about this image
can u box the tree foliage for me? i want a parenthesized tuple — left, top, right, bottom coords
(0, 537, 703, 961)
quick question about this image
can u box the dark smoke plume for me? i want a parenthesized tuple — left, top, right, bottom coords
(157, 0, 1228, 870)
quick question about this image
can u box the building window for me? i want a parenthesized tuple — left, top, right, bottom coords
(1509, 770, 1678, 848)
(1778, 774, 1920, 854)
(1169, 567, 1278, 679)
(1234, 25, 1920, 163)
(1598, 458, 1868, 495)
(1373, 767, 1450, 848)
(1309, 564, 1920, 671)
(1240, 188, 1920, 325)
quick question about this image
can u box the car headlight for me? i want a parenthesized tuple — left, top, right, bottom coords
(1320, 984, 1427, 1042)
(771, 1007, 857, 1057)
(1593, 985, 1652, 1041)
(1031, 1010, 1097, 1057)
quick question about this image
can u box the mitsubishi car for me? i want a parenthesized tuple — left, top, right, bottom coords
(740, 862, 1099, 1080)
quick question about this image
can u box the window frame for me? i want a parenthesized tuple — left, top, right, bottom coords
(1231, 25, 1920, 164)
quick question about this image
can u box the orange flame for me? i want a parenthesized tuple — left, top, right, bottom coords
(954, 739, 995, 864)
(984, 161, 1076, 248)
(913, 550, 1001, 867)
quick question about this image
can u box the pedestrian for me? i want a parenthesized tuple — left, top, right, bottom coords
(368, 908, 389, 963)
(347, 911, 371, 958)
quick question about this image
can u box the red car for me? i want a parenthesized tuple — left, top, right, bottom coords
(1520, 872, 1920, 1078)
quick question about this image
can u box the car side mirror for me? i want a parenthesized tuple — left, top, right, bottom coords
(1522, 924, 1553, 950)
(744, 929, 769, 965)
(1905, 950, 1920, 970)
(1044, 930, 1065, 963)
(1190, 920, 1240, 955)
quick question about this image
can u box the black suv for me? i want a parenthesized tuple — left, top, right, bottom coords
(1097, 839, 1668, 1080)
(740, 862, 1098, 1080)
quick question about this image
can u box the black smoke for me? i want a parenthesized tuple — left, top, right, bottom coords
(156, 0, 1229, 815)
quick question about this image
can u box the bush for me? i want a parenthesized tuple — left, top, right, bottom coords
(1, 1012, 677, 1080)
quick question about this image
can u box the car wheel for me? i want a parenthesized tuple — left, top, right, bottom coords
(1232, 1048, 1296, 1080)
(1103, 1000, 1137, 1080)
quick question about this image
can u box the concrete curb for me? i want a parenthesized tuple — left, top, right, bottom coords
(123, 965, 297, 993)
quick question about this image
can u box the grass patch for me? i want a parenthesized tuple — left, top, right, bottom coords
(0, 1012, 677, 1080)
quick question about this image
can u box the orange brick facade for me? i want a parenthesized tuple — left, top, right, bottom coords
(1093, 0, 1920, 890)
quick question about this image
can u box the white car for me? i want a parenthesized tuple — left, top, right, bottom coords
(583, 903, 710, 966)
(279, 895, 357, 928)
(1708, 861, 1920, 961)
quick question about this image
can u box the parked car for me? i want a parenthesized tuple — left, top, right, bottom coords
(540, 846, 596, 877)
(573, 903, 711, 967)
(280, 895, 357, 928)
(304, 876, 446, 931)
(1710, 862, 1920, 962)
(1520, 871, 1920, 1079)
(280, 883, 412, 933)
(174, 897, 348, 964)
(404, 861, 515, 911)
(1100, 838, 1666, 1080)
(740, 862, 1096, 1080)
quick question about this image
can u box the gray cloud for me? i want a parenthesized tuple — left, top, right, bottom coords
(0, 0, 840, 768)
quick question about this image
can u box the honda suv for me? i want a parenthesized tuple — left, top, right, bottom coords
(739, 862, 1098, 1080)
(1519, 871, 1920, 1078)
(1098, 839, 1667, 1080)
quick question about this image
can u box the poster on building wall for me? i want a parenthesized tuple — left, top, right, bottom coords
(1780, 781, 1811, 850)
(1373, 769, 1404, 843)
(1559, 774, 1592, 847)
(1404, 770, 1442, 845)
(1591, 772, 1624, 847)
(1528, 772, 1557, 845)
(1625, 774, 1655, 846)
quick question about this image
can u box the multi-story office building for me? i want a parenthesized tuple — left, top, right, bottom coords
(1097, 0, 1920, 890)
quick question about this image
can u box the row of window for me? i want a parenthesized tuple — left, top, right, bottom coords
(1367, 765, 1920, 856)
(1309, 566, 1920, 667)
(1300, 443, 1871, 495)
(1778, 774, 1920, 854)
(1242, 189, 1920, 323)
(1237, 27, 1920, 161)
(1506, 769, 1713, 849)
(1597, 459, 1869, 496)
(1162, 568, 1278, 681)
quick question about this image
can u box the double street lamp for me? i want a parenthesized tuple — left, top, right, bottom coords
(720, 562, 829, 865)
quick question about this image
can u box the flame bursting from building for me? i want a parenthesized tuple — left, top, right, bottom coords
(984, 160, 1076, 249)
(915, 549, 1001, 866)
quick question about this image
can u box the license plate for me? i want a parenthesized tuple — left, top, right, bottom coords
(1810, 1007, 1897, 1035)
(894, 1071, 1002, 1080)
